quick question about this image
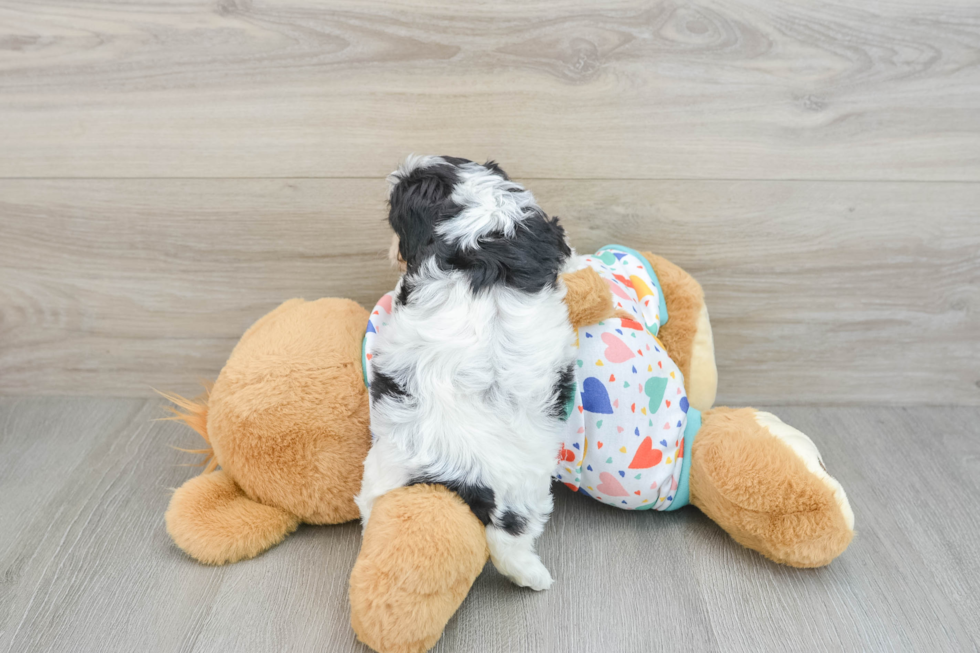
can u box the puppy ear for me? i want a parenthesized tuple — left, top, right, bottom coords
(387, 157, 459, 267)
(483, 159, 510, 180)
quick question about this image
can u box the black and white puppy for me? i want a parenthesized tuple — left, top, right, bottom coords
(355, 155, 576, 590)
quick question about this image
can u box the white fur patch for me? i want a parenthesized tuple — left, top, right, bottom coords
(365, 259, 573, 491)
(753, 411, 855, 530)
(356, 257, 575, 588)
(437, 162, 538, 249)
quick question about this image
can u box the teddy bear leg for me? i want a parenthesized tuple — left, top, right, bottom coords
(689, 407, 854, 568)
(349, 484, 489, 653)
(165, 470, 300, 565)
(640, 253, 717, 411)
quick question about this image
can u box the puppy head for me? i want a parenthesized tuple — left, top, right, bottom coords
(386, 155, 535, 264)
(387, 155, 569, 292)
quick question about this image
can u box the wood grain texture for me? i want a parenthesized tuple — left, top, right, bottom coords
(2, 178, 978, 404)
(1, 398, 978, 652)
(1, 0, 979, 179)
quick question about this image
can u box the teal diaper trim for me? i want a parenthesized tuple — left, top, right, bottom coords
(361, 333, 370, 388)
(665, 407, 700, 511)
(563, 379, 577, 422)
(596, 244, 669, 331)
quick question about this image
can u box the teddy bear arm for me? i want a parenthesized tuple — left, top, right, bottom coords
(560, 266, 628, 328)
(639, 252, 717, 411)
(350, 484, 489, 653)
(689, 407, 854, 567)
(165, 469, 300, 565)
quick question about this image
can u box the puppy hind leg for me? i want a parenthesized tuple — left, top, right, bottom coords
(354, 440, 411, 528)
(486, 492, 554, 591)
(486, 523, 553, 591)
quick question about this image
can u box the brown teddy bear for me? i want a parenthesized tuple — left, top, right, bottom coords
(164, 250, 853, 653)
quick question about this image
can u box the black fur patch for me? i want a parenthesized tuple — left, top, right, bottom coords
(388, 162, 461, 268)
(395, 276, 415, 306)
(497, 509, 528, 536)
(549, 363, 576, 420)
(370, 369, 408, 404)
(446, 211, 571, 294)
(439, 155, 473, 167)
(409, 475, 496, 526)
(482, 159, 510, 180)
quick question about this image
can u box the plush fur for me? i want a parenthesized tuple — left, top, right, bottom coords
(160, 388, 217, 473)
(562, 266, 628, 327)
(690, 407, 854, 568)
(209, 297, 371, 524)
(641, 252, 718, 411)
(349, 484, 489, 653)
(357, 156, 575, 590)
(164, 297, 372, 564)
(166, 470, 300, 565)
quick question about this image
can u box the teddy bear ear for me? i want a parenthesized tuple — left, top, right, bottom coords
(165, 470, 299, 565)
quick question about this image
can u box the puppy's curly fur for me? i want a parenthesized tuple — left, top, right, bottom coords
(355, 156, 575, 590)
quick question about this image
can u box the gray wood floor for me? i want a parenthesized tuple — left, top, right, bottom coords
(1, 397, 977, 652)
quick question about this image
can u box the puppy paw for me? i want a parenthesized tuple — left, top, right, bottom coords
(503, 556, 554, 591)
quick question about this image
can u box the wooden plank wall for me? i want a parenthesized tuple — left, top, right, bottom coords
(1, 0, 978, 404)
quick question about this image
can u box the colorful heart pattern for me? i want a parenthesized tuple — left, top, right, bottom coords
(644, 377, 668, 413)
(628, 436, 664, 469)
(596, 472, 629, 496)
(581, 377, 614, 414)
(549, 247, 690, 512)
(601, 332, 636, 363)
